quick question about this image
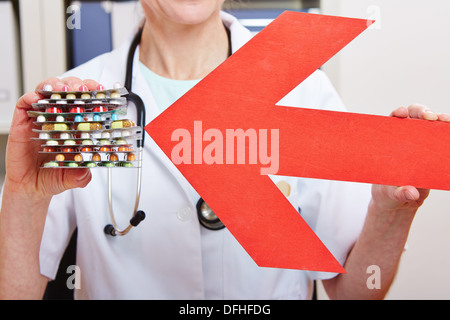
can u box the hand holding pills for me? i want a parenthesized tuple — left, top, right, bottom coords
(31, 81, 141, 169)
(4, 77, 140, 200)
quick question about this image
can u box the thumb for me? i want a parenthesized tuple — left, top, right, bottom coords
(62, 169, 92, 190)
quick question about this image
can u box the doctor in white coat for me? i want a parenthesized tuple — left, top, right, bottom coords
(1, 0, 447, 300)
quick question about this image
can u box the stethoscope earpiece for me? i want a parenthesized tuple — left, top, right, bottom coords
(196, 198, 225, 231)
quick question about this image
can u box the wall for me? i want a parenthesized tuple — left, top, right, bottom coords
(320, 0, 450, 299)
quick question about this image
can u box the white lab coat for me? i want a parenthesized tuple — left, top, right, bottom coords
(38, 12, 372, 300)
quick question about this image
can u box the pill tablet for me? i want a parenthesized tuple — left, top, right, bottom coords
(44, 161, 59, 167)
(64, 139, 76, 145)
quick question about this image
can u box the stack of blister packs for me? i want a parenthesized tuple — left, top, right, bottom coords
(29, 84, 142, 168)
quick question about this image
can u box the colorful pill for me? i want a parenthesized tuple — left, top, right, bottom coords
(46, 140, 59, 146)
(44, 161, 58, 167)
(101, 162, 115, 167)
(55, 154, 65, 162)
(74, 154, 83, 162)
(115, 138, 127, 145)
(50, 93, 61, 100)
(101, 131, 111, 139)
(83, 162, 96, 168)
(39, 132, 50, 139)
(92, 153, 101, 162)
(70, 107, 85, 113)
(92, 106, 107, 113)
(65, 162, 78, 167)
(81, 139, 93, 145)
(127, 153, 136, 161)
(63, 147, 74, 153)
(98, 139, 110, 145)
(64, 139, 76, 145)
(60, 133, 71, 140)
(77, 122, 102, 131)
(109, 154, 119, 162)
(111, 119, 134, 129)
(118, 162, 133, 167)
(45, 107, 62, 114)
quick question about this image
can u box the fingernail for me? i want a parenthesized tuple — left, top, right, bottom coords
(79, 84, 88, 92)
(43, 84, 53, 91)
(405, 191, 416, 201)
(76, 169, 91, 181)
(96, 84, 104, 91)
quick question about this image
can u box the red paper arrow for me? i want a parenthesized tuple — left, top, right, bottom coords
(145, 12, 450, 272)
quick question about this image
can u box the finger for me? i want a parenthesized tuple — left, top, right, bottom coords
(82, 79, 101, 91)
(11, 92, 41, 130)
(35, 77, 67, 92)
(390, 106, 409, 118)
(60, 76, 87, 91)
(62, 168, 92, 190)
(407, 104, 438, 121)
(438, 113, 450, 122)
(38, 168, 92, 195)
(391, 185, 420, 203)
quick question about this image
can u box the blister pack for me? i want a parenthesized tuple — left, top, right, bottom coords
(28, 84, 143, 168)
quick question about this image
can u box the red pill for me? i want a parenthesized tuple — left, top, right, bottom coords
(45, 107, 62, 114)
(92, 106, 107, 113)
(69, 107, 85, 113)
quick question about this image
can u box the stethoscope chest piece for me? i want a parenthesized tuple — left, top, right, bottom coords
(196, 198, 225, 230)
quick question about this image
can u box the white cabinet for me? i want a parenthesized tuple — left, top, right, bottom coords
(0, 1, 21, 134)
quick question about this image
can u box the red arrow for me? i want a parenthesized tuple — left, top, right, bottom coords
(145, 12, 450, 272)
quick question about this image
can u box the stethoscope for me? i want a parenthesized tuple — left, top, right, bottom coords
(104, 28, 224, 236)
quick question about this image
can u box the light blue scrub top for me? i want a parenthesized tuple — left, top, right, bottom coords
(139, 62, 201, 112)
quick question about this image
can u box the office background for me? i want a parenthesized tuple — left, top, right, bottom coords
(1, 0, 449, 299)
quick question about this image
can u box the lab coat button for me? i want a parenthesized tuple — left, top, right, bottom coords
(177, 206, 193, 221)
